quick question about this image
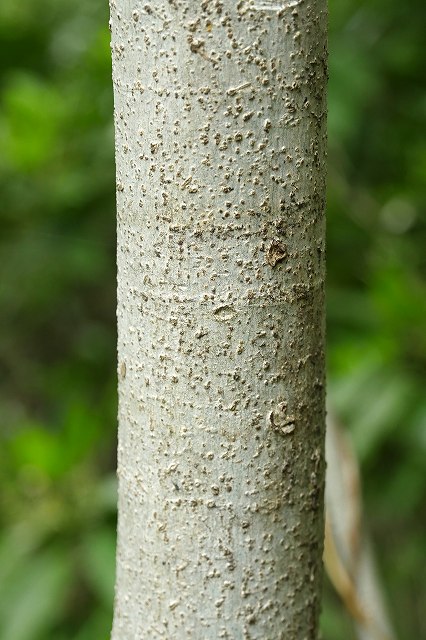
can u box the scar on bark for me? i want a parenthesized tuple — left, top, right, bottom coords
(187, 35, 215, 63)
(266, 239, 287, 267)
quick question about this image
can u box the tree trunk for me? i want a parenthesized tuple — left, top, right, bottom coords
(110, 1, 327, 638)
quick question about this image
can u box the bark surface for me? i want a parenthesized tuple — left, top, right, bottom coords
(110, 1, 327, 638)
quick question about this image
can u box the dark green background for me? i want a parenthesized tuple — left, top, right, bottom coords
(0, 1, 425, 638)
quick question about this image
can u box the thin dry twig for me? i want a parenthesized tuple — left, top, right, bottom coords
(324, 412, 397, 640)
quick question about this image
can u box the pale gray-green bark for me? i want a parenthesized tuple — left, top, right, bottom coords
(110, 1, 327, 638)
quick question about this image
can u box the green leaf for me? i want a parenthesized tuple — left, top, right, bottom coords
(81, 527, 116, 608)
(0, 547, 72, 640)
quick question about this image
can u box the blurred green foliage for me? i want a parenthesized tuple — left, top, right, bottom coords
(0, 0, 424, 638)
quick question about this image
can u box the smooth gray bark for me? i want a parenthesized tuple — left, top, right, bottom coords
(110, 1, 327, 638)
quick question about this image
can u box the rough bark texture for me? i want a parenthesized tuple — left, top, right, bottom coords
(110, 1, 327, 638)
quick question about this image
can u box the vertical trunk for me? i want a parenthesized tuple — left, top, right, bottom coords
(110, 1, 327, 638)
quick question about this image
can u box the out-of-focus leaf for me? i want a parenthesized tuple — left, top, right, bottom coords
(81, 527, 116, 607)
(73, 609, 112, 640)
(0, 547, 72, 640)
(8, 423, 62, 478)
(0, 73, 66, 172)
(329, 359, 413, 459)
(0, 530, 39, 600)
